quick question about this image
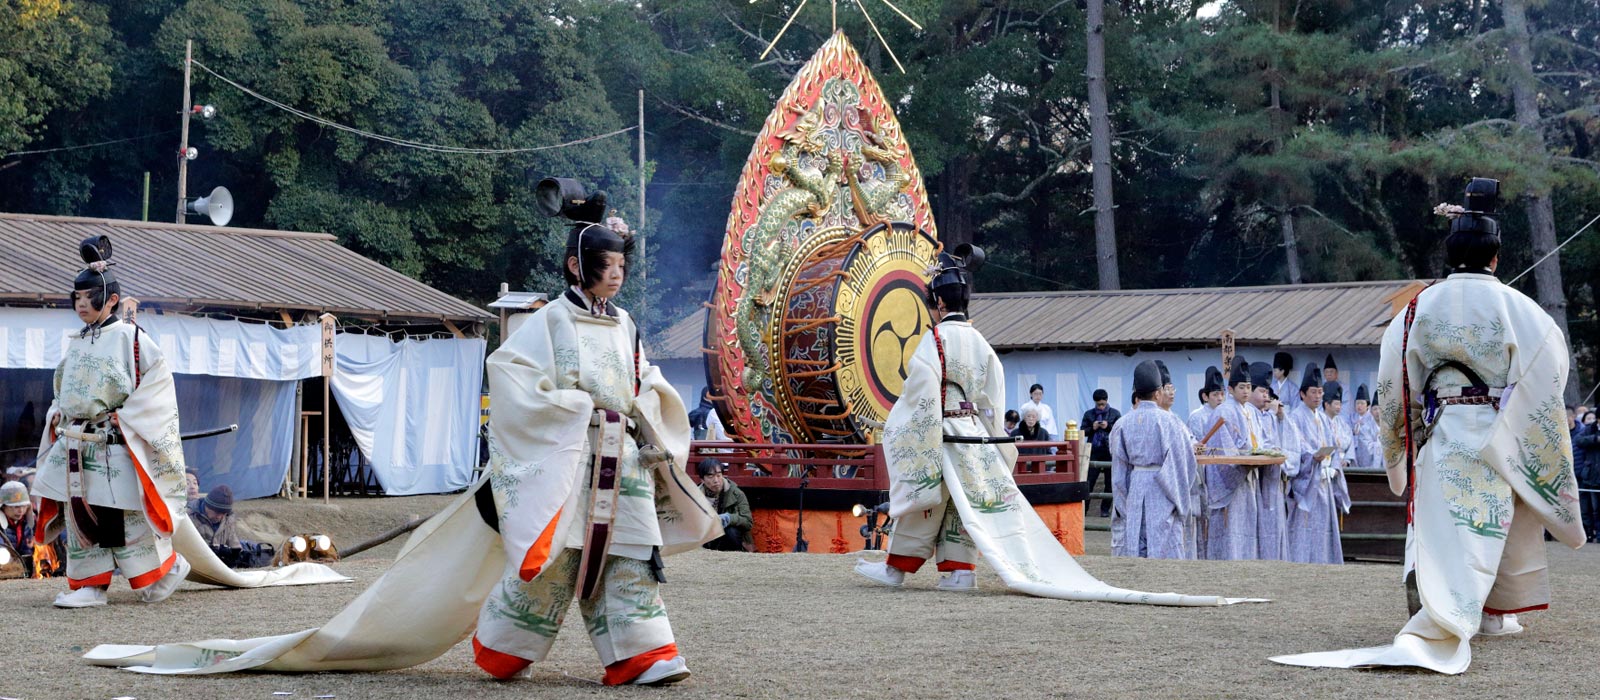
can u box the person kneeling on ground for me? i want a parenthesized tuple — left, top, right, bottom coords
(698, 460, 752, 552)
(189, 485, 242, 551)
(3, 480, 37, 575)
(187, 485, 273, 569)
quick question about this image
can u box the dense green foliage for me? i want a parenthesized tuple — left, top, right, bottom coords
(1, 0, 1595, 388)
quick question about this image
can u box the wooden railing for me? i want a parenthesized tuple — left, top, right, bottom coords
(689, 439, 1083, 490)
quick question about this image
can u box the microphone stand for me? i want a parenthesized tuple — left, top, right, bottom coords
(866, 508, 882, 550)
(793, 464, 813, 553)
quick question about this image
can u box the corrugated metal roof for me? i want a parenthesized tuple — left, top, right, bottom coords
(0, 213, 491, 323)
(652, 306, 710, 360)
(652, 280, 1416, 359)
(488, 291, 549, 310)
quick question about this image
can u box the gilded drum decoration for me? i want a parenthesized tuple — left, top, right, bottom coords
(705, 31, 940, 444)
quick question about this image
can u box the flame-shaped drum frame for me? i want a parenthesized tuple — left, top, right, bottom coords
(707, 31, 940, 445)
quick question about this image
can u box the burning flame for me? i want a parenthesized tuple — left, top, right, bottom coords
(32, 543, 60, 579)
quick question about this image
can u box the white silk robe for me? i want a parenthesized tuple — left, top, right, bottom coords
(1273, 272, 1582, 673)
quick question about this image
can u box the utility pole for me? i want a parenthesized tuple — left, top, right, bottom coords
(1085, 0, 1120, 290)
(176, 39, 193, 224)
(638, 89, 648, 312)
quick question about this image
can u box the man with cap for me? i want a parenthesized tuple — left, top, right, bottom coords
(1205, 358, 1262, 560)
(1347, 384, 1381, 470)
(1323, 381, 1357, 479)
(1081, 388, 1122, 518)
(1274, 178, 1583, 674)
(2, 480, 37, 575)
(1284, 364, 1346, 564)
(1250, 362, 1298, 560)
(696, 460, 753, 552)
(31, 235, 193, 608)
(188, 484, 242, 551)
(1188, 366, 1226, 447)
(1153, 361, 1178, 411)
(1271, 353, 1301, 414)
(1108, 361, 1204, 559)
(1322, 354, 1340, 387)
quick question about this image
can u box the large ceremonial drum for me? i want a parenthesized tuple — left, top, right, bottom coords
(773, 222, 939, 442)
(705, 31, 942, 445)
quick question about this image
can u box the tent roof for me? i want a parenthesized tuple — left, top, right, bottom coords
(0, 213, 491, 324)
(653, 279, 1418, 360)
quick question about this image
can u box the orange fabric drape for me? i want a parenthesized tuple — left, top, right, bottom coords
(748, 504, 1084, 555)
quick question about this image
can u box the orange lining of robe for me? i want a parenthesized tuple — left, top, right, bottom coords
(517, 507, 563, 582)
(603, 643, 679, 685)
(126, 552, 177, 589)
(68, 570, 114, 590)
(471, 635, 532, 679)
(886, 553, 925, 573)
(34, 499, 60, 545)
(124, 439, 173, 537)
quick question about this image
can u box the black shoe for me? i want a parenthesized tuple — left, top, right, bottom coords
(1098, 511, 1111, 518)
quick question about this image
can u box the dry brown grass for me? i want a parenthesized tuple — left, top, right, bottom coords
(2, 500, 1594, 700)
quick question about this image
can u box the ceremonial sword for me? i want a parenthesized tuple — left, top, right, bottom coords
(0, 423, 238, 455)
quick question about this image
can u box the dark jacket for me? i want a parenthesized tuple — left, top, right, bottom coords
(2, 511, 34, 560)
(1082, 406, 1122, 458)
(1010, 424, 1053, 457)
(703, 479, 753, 547)
(1576, 423, 1600, 489)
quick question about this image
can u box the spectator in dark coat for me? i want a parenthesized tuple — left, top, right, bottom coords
(1576, 412, 1600, 543)
(1082, 389, 1122, 518)
(1010, 408, 1054, 471)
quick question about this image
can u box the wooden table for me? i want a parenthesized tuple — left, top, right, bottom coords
(1195, 454, 1286, 466)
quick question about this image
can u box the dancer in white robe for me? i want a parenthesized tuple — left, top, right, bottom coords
(855, 245, 1256, 605)
(34, 236, 344, 610)
(86, 191, 715, 685)
(1273, 177, 1583, 673)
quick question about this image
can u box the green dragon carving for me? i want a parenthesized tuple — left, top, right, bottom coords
(735, 101, 843, 394)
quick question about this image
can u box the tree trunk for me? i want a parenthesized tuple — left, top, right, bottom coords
(1268, 3, 1300, 284)
(1502, 0, 1578, 403)
(1279, 204, 1302, 284)
(935, 155, 975, 250)
(1086, 0, 1120, 290)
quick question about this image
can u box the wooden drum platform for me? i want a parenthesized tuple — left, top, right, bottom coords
(690, 440, 1089, 555)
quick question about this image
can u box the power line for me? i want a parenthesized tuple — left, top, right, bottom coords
(191, 59, 635, 155)
(2, 130, 178, 159)
(986, 260, 1081, 289)
(1507, 212, 1600, 285)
